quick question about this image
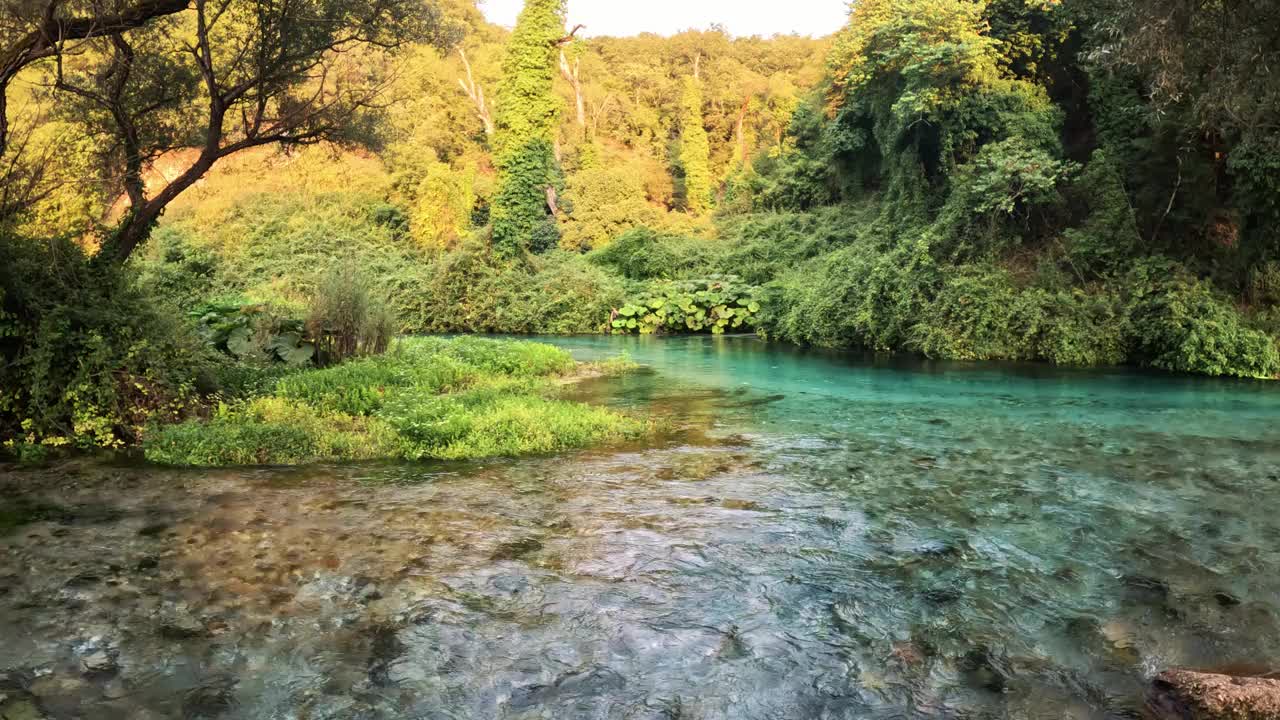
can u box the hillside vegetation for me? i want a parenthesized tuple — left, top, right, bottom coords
(2, 0, 1279, 452)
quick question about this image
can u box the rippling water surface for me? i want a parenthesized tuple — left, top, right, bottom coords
(3, 335, 1280, 719)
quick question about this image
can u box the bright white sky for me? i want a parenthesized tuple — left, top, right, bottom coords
(477, 0, 850, 38)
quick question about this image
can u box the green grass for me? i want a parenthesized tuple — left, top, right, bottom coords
(143, 337, 644, 466)
(381, 381, 643, 460)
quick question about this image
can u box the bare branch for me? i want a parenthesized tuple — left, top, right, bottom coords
(457, 48, 494, 137)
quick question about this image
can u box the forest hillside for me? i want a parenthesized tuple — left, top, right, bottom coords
(2, 0, 1279, 452)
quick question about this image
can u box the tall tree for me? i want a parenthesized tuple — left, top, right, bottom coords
(679, 55, 712, 213)
(0, 0, 191, 161)
(1, 0, 455, 259)
(490, 0, 567, 256)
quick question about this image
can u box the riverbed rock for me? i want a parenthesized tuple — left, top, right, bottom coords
(1148, 669, 1280, 720)
(0, 699, 48, 720)
(158, 614, 209, 639)
(80, 650, 116, 675)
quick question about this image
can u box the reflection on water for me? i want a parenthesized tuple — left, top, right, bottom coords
(2, 335, 1279, 719)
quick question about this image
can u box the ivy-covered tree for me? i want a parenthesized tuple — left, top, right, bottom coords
(678, 57, 712, 214)
(490, 0, 567, 256)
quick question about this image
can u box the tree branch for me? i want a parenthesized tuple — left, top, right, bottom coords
(0, 0, 192, 157)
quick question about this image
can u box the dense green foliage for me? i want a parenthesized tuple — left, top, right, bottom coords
(723, 0, 1280, 379)
(144, 337, 644, 465)
(5, 0, 1280, 463)
(0, 234, 207, 449)
(613, 277, 760, 335)
(191, 299, 315, 367)
(678, 72, 713, 214)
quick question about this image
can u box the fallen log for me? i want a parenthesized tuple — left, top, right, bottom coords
(1149, 669, 1280, 720)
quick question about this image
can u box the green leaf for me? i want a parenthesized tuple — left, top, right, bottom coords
(226, 327, 257, 359)
(266, 333, 315, 366)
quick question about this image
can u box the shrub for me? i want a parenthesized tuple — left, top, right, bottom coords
(587, 227, 720, 281)
(960, 136, 1075, 219)
(161, 190, 434, 322)
(559, 163, 662, 251)
(1020, 288, 1128, 367)
(911, 265, 1028, 360)
(306, 269, 397, 365)
(522, 252, 629, 333)
(1127, 260, 1280, 378)
(1059, 151, 1141, 277)
(762, 238, 940, 350)
(190, 297, 314, 366)
(1249, 261, 1280, 306)
(911, 265, 1128, 365)
(712, 205, 870, 285)
(406, 242, 625, 334)
(409, 160, 476, 250)
(0, 234, 207, 449)
(134, 227, 222, 308)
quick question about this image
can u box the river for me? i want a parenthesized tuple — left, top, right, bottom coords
(2, 335, 1279, 719)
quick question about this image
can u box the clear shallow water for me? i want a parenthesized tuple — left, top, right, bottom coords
(3, 335, 1280, 719)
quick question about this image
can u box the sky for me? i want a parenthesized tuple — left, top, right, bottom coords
(476, 0, 850, 38)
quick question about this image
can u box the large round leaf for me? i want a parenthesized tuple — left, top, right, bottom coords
(226, 326, 258, 359)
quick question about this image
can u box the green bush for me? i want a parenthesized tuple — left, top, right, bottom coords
(1059, 151, 1141, 277)
(1127, 260, 1280, 378)
(559, 164, 662, 251)
(161, 191, 434, 323)
(1248, 261, 1280, 306)
(0, 234, 207, 449)
(911, 265, 1028, 360)
(134, 227, 222, 309)
(1020, 288, 1128, 367)
(712, 205, 871, 285)
(588, 227, 721, 281)
(190, 297, 314, 366)
(762, 238, 940, 350)
(911, 265, 1128, 366)
(407, 242, 625, 334)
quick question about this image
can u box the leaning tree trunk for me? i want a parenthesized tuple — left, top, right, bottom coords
(1149, 669, 1280, 720)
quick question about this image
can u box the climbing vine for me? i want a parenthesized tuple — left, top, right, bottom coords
(491, 0, 568, 256)
(679, 70, 713, 214)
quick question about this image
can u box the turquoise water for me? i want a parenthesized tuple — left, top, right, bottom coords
(2, 335, 1279, 718)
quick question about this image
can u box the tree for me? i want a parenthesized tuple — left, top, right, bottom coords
(679, 55, 712, 213)
(1092, 0, 1280, 246)
(489, 0, 568, 256)
(0, 0, 456, 260)
(0, 0, 191, 160)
